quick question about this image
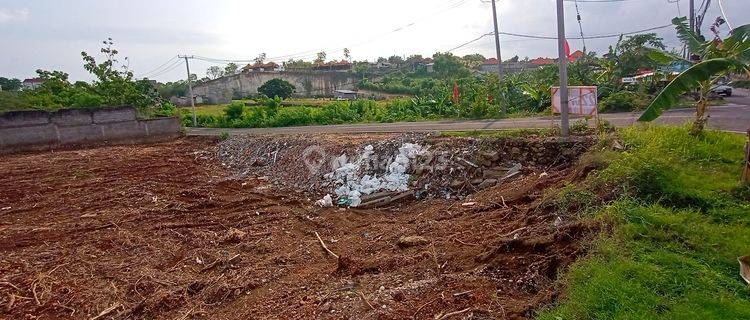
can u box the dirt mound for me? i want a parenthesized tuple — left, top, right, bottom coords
(0, 135, 599, 319)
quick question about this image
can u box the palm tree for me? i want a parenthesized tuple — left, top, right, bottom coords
(638, 17, 750, 134)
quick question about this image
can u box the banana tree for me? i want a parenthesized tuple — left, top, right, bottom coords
(638, 17, 750, 134)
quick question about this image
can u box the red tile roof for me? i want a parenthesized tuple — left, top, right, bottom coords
(482, 58, 499, 65)
(530, 57, 556, 66)
(23, 78, 44, 84)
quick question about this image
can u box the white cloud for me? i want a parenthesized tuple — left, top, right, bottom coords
(0, 8, 29, 24)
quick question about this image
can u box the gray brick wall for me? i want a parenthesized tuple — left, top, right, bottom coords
(0, 107, 182, 153)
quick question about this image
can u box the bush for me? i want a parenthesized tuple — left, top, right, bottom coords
(223, 102, 245, 120)
(599, 91, 648, 112)
(258, 78, 295, 99)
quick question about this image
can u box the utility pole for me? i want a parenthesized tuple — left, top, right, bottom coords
(179, 55, 197, 126)
(490, 0, 506, 116)
(556, 0, 570, 137)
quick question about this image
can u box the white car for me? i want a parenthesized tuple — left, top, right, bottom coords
(711, 84, 733, 97)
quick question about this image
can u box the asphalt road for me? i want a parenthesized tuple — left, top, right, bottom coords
(188, 88, 750, 136)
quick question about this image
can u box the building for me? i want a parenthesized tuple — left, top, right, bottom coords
(22, 78, 44, 90)
(334, 89, 358, 100)
(312, 60, 352, 71)
(480, 58, 537, 74)
(242, 62, 281, 73)
(529, 57, 556, 67)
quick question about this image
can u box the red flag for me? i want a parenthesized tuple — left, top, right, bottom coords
(564, 40, 575, 62)
(452, 82, 460, 105)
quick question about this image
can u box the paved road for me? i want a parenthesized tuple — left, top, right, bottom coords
(188, 88, 750, 136)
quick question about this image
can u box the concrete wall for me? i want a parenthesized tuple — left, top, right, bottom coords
(193, 70, 359, 104)
(0, 107, 182, 154)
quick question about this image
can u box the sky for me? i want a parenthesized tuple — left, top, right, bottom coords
(1, 0, 748, 82)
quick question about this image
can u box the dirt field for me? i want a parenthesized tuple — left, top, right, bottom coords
(0, 137, 597, 319)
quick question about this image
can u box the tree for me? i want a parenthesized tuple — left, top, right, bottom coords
(254, 53, 267, 65)
(639, 17, 750, 134)
(258, 78, 295, 99)
(0, 77, 22, 91)
(224, 63, 238, 75)
(387, 55, 404, 66)
(343, 48, 351, 62)
(462, 54, 487, 69)
(206, 66, 223, 79)
(433, 52, 471, 78)
(315, 52, 327, 64)
(284, 59, 312, 70)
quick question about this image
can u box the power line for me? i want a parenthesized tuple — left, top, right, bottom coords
(142, 59, 184, 79)
(446, 23, 673, 53)
(138, 55, 179, 78)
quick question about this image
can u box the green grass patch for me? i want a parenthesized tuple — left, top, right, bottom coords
(538, 125, 750, 320)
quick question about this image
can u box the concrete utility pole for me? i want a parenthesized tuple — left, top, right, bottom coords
(556, 0, 570, 137)
(490, 0, 506, 116)
(179, 55, 197, 127)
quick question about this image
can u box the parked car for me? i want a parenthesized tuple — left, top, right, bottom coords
(711, 84, 733, 96)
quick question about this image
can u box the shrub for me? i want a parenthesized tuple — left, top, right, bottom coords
(223, 102, 245, 120)
(599, 91, 648, 112)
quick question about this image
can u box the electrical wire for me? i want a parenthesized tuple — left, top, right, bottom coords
(142, 59, 184, 79)
(717, 0, 733, 30)
(446, 23, 673, 53)
(137, 55, 179, 78)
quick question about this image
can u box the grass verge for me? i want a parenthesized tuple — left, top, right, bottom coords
(538, 125, 750, 319)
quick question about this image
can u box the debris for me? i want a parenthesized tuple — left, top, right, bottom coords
(1, 207, 11, 210)
(222, 228, 247, 243)
(461, 202, 476, 207)
(316, 194, 333, 207)
(397, 236, 430, 248)
(325, 143, 426, 207)
(477, 179, 498, 190)
(740, 256, 750, 285)
(539, 172, 549, 178)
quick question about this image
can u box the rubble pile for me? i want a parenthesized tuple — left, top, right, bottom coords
(213, 133, 595, 207)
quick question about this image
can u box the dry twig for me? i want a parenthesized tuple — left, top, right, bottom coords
(412, 296, 441, 319)
(90, 302, 121, 320)
(315, 232, 339, 259)
(436, 307, 471, 320)
(357, 290, 376, 310)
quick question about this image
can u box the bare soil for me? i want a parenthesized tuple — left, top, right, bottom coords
(0, 137, 597, 320)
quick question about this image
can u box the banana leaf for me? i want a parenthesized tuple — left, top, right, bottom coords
(672, 17, 706, 54)
(638, 58, 746, 122)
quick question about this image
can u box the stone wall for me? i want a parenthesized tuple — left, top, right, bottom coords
(193, 71, 359, 104)
(0, 107, 182, 154)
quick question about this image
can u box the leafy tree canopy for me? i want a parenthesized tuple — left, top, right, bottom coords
(258, 78, 295, 99)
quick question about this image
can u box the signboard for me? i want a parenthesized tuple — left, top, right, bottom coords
(551, 86, 598, 116)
